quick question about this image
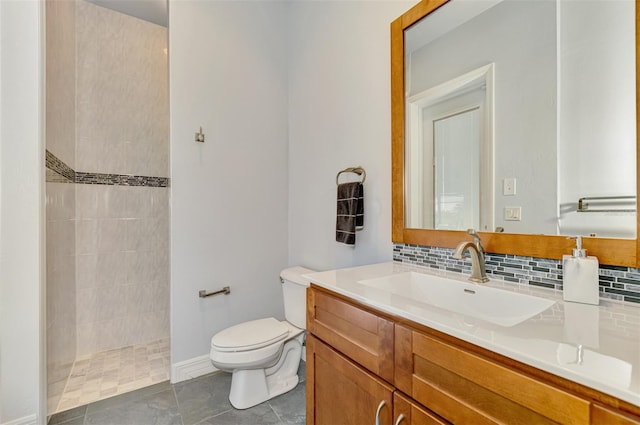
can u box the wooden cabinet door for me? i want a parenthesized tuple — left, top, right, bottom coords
(393, 392, 449, 425)
(307, 334, 394, 425)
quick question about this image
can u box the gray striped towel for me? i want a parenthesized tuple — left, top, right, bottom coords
(336, 182, 364, 245)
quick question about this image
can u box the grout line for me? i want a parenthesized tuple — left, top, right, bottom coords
(211, 409, 234, 418)
(171, 382, 186, 425)
(269, 402, 284, 423)
(53, 360, 78, 414)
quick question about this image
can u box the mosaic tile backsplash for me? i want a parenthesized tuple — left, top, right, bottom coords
(393, 243, 640, 305)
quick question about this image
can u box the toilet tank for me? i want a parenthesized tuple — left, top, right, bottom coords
(280, 266, 315, 329)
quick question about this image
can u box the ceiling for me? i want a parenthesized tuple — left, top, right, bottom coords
(86, 0, 168, 27)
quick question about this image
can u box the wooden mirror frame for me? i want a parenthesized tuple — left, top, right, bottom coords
(391, 0, 640, 267)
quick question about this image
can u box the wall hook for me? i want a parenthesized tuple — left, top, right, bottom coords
(195, 126, 205, 143)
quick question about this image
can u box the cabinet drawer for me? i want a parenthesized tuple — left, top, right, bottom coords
(591, 404, 640, 424)
(394, 391, 450, 425)
(307, 287, 394, 383)
(396, 325, 591, 425)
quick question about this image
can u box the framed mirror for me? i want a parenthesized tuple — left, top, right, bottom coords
(391, 0, 639, 267)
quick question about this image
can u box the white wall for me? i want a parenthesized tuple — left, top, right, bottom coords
(169, 1, 290, 367)
(169, 0, 412, 372)
(287, 1, 412, 271)
(0, 1, 45, 423)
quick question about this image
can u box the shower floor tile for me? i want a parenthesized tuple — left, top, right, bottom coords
(54, 339, 170, 414)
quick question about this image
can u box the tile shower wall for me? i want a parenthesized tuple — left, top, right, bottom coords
(47, 183, 77, 412)
(394, 243, 640, 304)
(76, 0, 168, 177)
(73, 0, 169, 356)
(46, 0, 77, 414)
(75, 185, 169, 354)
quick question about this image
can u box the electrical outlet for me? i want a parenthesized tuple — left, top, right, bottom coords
(503, 178, 516, 196)
(504, 206, 521, 221)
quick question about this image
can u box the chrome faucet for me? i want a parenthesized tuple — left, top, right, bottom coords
(453, 229, 489, 283)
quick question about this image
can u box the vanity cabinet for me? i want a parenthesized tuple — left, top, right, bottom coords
(307, 285, 640, 425)
(307, 287, 447, 425)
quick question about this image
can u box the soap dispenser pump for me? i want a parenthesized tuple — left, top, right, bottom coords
(562, 236, 600, 305)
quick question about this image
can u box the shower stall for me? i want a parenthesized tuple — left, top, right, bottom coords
(45, 0, 170, 414)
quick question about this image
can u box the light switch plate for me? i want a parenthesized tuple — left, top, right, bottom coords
(503, 178, 516, 196)
(504, 206, 521, 221)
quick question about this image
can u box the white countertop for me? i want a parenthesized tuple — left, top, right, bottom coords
(304, 261, 640, 407)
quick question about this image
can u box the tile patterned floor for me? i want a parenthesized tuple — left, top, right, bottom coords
(54, 339, 170, 414)
(48, 362, 306, 425)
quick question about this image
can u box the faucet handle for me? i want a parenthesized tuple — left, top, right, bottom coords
(466, 229, 484, 254)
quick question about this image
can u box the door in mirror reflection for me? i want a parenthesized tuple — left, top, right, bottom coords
(405, 64, 494, 231)
(434, 107, 480, 230)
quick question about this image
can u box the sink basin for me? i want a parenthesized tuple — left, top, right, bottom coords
(358, 272, 555, 327)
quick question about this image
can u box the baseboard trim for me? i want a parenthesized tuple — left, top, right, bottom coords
(171, 345, 306, 384)
(1, 414, 37, 425)
(171, 354, 218, 384)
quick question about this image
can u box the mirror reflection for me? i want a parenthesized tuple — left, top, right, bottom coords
(404, 0, 636, 238)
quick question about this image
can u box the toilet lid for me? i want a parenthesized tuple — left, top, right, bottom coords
(211, 317, 289, 352)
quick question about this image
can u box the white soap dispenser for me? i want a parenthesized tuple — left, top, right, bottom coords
(562, 236, 600, 305)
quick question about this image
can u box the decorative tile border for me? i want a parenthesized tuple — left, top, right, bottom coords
(46, 168, 74, 184)
(46, 150, 75, 182)
(46, 150, 169, 187)
(75, 172, 169, 187)
(393, 243, 640, 305)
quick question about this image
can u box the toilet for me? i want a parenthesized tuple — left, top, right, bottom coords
(209, 266, 314, 409)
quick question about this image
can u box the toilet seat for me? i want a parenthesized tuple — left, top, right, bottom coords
(209, 266, 314, 409)
(211, 317, 289, 353)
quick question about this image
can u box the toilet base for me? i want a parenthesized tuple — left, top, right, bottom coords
(228, 338, 302, 409)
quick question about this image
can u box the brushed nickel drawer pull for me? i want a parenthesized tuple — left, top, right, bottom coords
(375, 400, 386, 425)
